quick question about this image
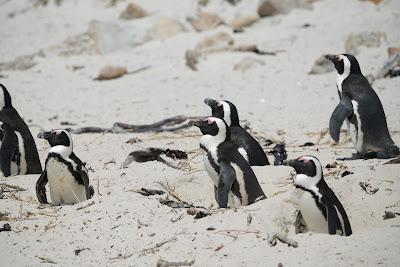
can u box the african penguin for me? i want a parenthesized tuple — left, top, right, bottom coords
(36, 129, 94, 205)
(204, 98, 270, 166)
(325, 54, 399, 159)
(284, 155, 352, 236)
(191, 117, 266, 208)
(0, 84, 42, 177)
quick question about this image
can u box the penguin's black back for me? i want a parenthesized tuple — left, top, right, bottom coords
(230, 126, 269, 166)
(317, 179, 352, 236)
(342, 74, 395, 150)
(217, 141, 265, 204)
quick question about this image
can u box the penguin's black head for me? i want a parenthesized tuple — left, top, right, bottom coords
(325, 54, 361, 75)
(38, 129, 72, 147)
(190, 117, 230, 144)
(283, 155, 323, 188)
(0, 84, 15, 124)
(204, 98, 240, 127)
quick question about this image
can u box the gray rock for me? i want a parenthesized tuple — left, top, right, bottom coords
(345, 31, 387, 55)
(233, 57, 265, 72)
(188, 12, 224, 32)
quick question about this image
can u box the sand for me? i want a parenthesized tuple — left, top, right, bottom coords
(0, 0, 400, 266)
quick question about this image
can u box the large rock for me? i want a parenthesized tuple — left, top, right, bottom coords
(88, 17, 185, 54)
(256, 0, 319, 17)
(230, 15, 260, 31)
(119, 2, 149, 20)
(188, 12, 224, 32)
(345, 31, 387, 55)
(195, 32, 234, 52)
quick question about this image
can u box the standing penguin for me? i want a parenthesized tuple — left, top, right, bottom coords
(36, 129, 94, 205)
(204, 98, 270, 166)
(325, 54, 399, 159)
(0, 84, 42, 176)
(191, 117, 266, 208)
(284, 156, 352, 236)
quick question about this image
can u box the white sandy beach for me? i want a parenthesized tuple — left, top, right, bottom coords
(1, 0, 400, 266)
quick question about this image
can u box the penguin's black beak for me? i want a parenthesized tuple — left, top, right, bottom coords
(282, 159, 297, 167)
(325, 54, 338, 62)
(37, 131, 51, 140)
(189, 119, 206, 128)
(204, 98, 218, 108)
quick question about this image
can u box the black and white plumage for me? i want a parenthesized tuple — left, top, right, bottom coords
(204, 98, 269, 166)
(36, 129, 94, 205)
(0, 84, 42, 177)
(192, 117, 266, 208)
(284, 156, 352, 236)
(325, 54, 399, 159)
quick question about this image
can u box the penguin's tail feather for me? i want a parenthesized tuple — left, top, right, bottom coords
(88, 185, 95, 199)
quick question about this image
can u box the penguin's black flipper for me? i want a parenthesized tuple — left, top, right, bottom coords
(0, 129, 18, 177)
(36, 170, 48, 204)
(217, 161, 236, 208)
(70, 153, 92, 200)
(326, 204, 339, 235)
(329, 98, 353, 142)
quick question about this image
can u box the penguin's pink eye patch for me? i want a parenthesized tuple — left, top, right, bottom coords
(52, 129, 62, 135)
(204, 118, 214, 124)
(217, 100, 222, 107)
(299, 157, 310, 164)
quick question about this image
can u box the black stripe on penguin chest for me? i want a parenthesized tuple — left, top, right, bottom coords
(46, 153, 84, 185)
(296, 185, 344, 233)
(206, 151, 243, 201)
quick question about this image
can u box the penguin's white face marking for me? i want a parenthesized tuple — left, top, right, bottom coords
(292, 156, 322, 191)
(199, 117, 227, 151)
(238, 147, 249, 162)
(15, 132, 27, 175)
(220, 101, 232, 127)
(336, 55, 351, 96)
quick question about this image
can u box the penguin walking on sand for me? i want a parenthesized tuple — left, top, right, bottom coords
(325, 54, 399, 159)
(0, 84, 42, 177)
(36, 129, 94, 205)
(284, 156, 352, 236)
(204, 98, 270, 166)
(191, 117, 266, 208)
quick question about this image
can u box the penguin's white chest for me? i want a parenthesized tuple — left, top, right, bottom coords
(296, 190, 328, 234)
(46, 158, 86, 205)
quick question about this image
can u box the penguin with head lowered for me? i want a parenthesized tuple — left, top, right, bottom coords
(36, 129, 94, 205)
(204, 98, 270, 166)
(325, 54, 399, 159)
(284, 155, 352, 236)
(0, 84, 42, 177)
(191, 117, 266, 208)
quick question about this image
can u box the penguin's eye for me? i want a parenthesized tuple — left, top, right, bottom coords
(217, 101, 222, 107)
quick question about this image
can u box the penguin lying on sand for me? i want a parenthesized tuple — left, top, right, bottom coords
(36, 129, 94, 205)
(0, 84, 42, 177)
(325, 54, 399, 159)
(204, 98, 270, 166)
(191, 117, 266, 208)
(284, 156, 352, 236)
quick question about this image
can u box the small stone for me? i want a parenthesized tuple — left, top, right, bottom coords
(185, 49, 200, 71)
(233, 57, 265, 72)
(119, 3, 149, 20)
(230, 15, 259, 31)
(383, 211, 396, 220)
(96, 65, 127, 80)
(258, 1, 278, 17)
(188, 12, 224, 32)
(345, 31, 387, 55)
(187, 207, 197, 216)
